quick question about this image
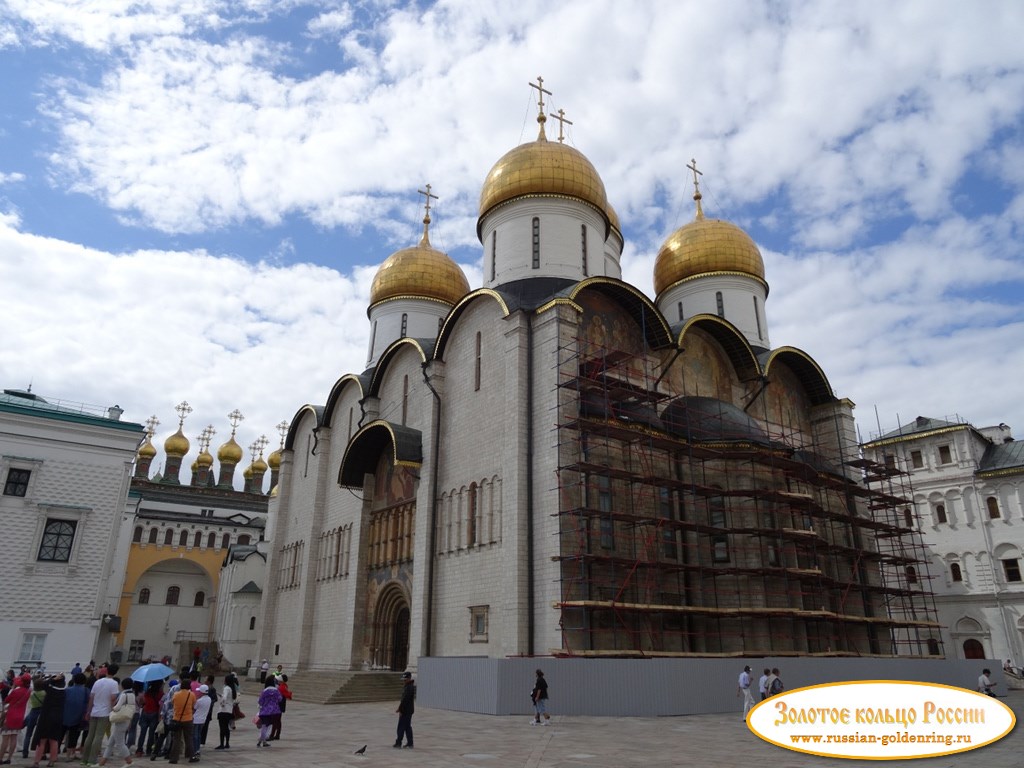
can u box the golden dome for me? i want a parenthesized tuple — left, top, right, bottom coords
(252, 456, 269, 473)
(190, 459, 199, 472)
(369, 238, 470, 308)
(267, 448, 282, 471)
(138, 438, 157, 459)
(196, 450, 214, 468)
(164, 427, 190, 457)
(217, 436, 244, 464)
(269, 484, 279, 498)
(654, 216, 765, 295)
(478, 134, 613, 233)
(242, 464, 253, 480)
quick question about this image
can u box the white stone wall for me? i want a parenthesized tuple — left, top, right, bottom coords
(367, 297, 450, 367)
(0, 409, 142, 671)
(658, 273, 770, 349)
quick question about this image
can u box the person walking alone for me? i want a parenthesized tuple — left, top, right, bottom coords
(737, 665, 754, 719)
(393, 672, 415, 749)
(531, 669, 550, 725)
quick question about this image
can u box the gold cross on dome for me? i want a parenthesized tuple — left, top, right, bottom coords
(418, 184, 438, 218)
(553, 109, 573, 144)
(529, 75, 552, 116)
(174, 400, 193, 426)
(199, 425, 216, 453)
(686, 157, 705, 219)
(255, 434, 269, 458)
(227, 409, 244, 436)
(144, 415, 160, 437)
(276, 420, 289, 448)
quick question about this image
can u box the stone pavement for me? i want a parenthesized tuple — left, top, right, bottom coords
(188, 689, 1021, 768)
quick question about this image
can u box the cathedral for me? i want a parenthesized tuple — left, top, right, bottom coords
(258, 81, 940, 678)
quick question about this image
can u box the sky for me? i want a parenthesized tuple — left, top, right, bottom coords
(1, 0, 1022, 487)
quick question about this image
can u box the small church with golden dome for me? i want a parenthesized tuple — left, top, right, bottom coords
(258, 81, 939, 689)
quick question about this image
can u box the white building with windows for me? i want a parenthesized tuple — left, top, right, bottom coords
(863, 416, 1024, 663)
(0, 388, 144, 671)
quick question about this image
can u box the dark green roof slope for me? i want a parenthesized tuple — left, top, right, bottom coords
(980, 440, 1024, 476)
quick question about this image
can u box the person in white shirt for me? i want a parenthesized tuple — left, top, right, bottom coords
(737, 665, 755, 717)
(215, 674, 238, 750)
(82, 664, 120, 766)
(978, 669, 996, 697)
(190, 686, 212, 759)
(758, 668, 770, 701)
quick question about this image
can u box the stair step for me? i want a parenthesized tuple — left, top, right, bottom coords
(284, 671, 404, 705)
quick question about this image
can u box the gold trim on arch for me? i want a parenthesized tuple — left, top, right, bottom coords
(659, 270, 770, 296)
(677, 314, 761, 382)
(762, 346, 835, 405)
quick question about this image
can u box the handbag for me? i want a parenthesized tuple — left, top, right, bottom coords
(252, 715, 261, 727)
(110, 692, 133, 724)
(156, 720, 166, 735)
(231, 703, 244, 720)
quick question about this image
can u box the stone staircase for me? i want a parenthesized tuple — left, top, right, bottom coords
(284, 671, 404, 705)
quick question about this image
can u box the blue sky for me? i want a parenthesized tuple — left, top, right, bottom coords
(1, 0, 1022, 484)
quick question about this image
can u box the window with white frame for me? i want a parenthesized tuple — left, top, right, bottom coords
(17, 632, 47, 664)
(3, 467, 32, 497)
(128, 639, 145, 662)
(469, 605, 489, 642)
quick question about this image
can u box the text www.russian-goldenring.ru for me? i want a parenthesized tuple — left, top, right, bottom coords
(789, 732, 972, 747)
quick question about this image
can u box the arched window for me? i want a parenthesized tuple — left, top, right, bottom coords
(138, 587, 150, 605)
(148, 528, 159, 544)
(193, 591, 205, 607)
(221, 533, 231, 549)
(133, 526, 143, 543)
(467, 483, 478, 546)
(715, 291, 724, 318)
(165, 586, 180, 605)
(193, 531, 202, 547)
(401, 313, 408, 337)
(164, 529, 174, 546)
(207, 532, 216, 548)
(903, 508, 913, 528)
(249, 617, 256, 631)
(987, 496, 1001, 519)
(951, 563, 963, 582)
(906, 565, 918, 584)
(178, 530, 188, 546)
(532, 217, 540, 268)
(935, 504, 947, 524)
(238, 535, 251, 545)
(927, 638, 941, 655)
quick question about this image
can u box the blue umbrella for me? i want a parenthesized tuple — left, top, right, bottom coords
(130, 663, 176, 683)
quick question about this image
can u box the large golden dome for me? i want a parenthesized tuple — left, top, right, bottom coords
(163, 428, 190, 457)
(654, 216, 765, 295)
(267, 448, 282, 471)
(369, 236, 470, 308)
(478, 134, 614, 234)
(217, 436, 244, 464)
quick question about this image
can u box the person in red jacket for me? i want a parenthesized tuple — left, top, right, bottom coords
(0, 676, 31, 763)
(268, 677, 292, 741)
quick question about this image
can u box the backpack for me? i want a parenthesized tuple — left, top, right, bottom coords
(769, 677, 784, 696)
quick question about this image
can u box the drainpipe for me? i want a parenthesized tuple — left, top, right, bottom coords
(527, 311, 536, 656)
(421, 361, 442, 657)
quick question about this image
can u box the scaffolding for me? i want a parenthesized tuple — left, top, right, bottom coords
(552, 333, 942, 659)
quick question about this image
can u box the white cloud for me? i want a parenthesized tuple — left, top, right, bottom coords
(306, 7, 354, 38)
(0, 171, 26, 184)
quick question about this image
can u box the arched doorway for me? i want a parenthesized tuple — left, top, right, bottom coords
(963, 638, 985, 659)
(371, 584, 410, 671)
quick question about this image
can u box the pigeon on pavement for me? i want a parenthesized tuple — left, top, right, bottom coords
(354, 745, 367, 755)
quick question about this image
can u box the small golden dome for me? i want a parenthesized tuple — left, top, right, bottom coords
(267, 448, 281, 471)
(196, 450, 214, 468)
(478, 136, 613, 233)
(190, 459, 199, 472)
(217, 436, 244, 464)
(242, 464, 253, 480)
(138, 438, 157, 459)
(269, 484, 279, 498)
(164, 427, 190, 457)
(252, 456, 269, 473)
(654, 217, 765, 295)
(369, 240, 470, 308)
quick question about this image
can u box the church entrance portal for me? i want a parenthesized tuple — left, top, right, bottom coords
(963, 638, 985, 659)
(371, 584, 410, 671)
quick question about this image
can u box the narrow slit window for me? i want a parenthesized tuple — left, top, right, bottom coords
(581, 224, 588, 276)
(401, 313, 408, 337)
(716, 291, 724, 318)
(491, 230, 497, 281)
(532, 217, 540, 269)
(474, 332, 482, 392)
(753, 296, 763, 340)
